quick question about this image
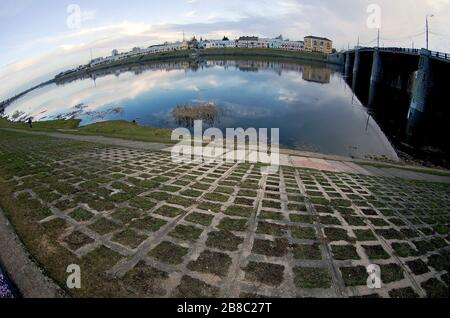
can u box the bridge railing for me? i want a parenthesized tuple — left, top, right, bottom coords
(348, 47, 449, 61)
(430, 51, 450, 61)
(378, 47, 420, 54)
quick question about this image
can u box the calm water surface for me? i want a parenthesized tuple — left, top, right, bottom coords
(3, 59, 398, 160)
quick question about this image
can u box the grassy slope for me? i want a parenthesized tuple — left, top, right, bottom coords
(202, 48, 327, 60)
(358, 161, 450, 177)
(0, 130, 128, 297)
(0, 118, 173, 144)
(0, 117, 81, 130)
(76, 120, 173, 144)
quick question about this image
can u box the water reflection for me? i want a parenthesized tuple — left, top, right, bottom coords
(348, 66, 449, 166)
(3, 59, 399, 160)
(172, 103, 219, 128)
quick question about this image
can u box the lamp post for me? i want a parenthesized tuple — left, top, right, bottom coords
(426, 14, 434, 50)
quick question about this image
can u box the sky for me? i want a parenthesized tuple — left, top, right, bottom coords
(1, 0, 449, 100)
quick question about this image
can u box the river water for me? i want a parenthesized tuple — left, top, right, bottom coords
(1, 59, 399, 160)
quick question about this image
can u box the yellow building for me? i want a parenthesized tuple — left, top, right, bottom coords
(304, 36, 333, 54)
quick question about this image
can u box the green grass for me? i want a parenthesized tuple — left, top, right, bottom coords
(0, 117, 80, 130)
(76, 120, 173, 143)
(202, 48, 327, 61)
(0, 118, 174, 144)
(359, 161, 450, 177)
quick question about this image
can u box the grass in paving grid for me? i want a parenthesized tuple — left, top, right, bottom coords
(64, 231, 94, 250)
(154, 205, 184, 218)
(185, 212, 214, 226)
(112, 228, 147, 249)
(206, 230, 243, 251)
(149, 241, 189, 265)
(340, 266, 368, 286)
(173, 275, 219, 298)
(217, 217, 248, 232)
(252, 238, 289, 257)
(260, 210, 284, 221)
(293, 267, 332, 289)
(289, 214, 315, 224)
(129, 197, 156, 210)
(111, 207, 142, 223)
(225, 205, 254, 217)
(293, 243, 322, 260)
(169, 224, 203, 241)
(167, 195, 192, 207)
(70, 208, 94, 222)
(391, 242, 418, 257)
(121, 261, 168, 296)
(389, 287, 419, 298)
(363, 245, 391, 260)
(331, 245, 360, 260)
(256, 221, 287, 236)
(290, 225, 317, 240)
(380, 263, 404, 283)
(406, 259, 430, 275)
(427, 252, 450, 272)
(421, 278, 449, 298)
(187, 250, 232, 277)
(88, 218, 121, 235)
(130, 216, 167, 232)
(204, 192, 229, 202)
(324, 227, 353, 242)
(244, 262, 285, 286)
(1, 130, 450, 297)
(354, 229, 377, 241)
(197, 201, 222, 213)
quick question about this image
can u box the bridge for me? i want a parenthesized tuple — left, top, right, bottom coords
(327, 47, 450, 141)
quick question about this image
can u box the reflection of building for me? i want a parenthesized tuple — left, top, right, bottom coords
(304, 36, 333, 54)
(57, 58, 334, 86)
(302, 65, 331, 84)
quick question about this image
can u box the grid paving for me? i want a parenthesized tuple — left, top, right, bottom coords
(0, 131, 449, 298)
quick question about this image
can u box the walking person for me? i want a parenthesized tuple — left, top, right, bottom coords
(27, 118, 32, 128)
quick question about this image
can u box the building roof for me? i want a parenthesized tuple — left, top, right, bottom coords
(305, 36, 332, 42)
(238, 36, 259, 41)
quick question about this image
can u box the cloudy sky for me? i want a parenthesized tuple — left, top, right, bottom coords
(1, 0, 449, 100)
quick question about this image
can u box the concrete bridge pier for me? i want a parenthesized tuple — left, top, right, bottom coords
(352, 49, 360, 80)
(409, 49, 433, 114)
(407, 49, 433, 140)
(368, 49, 382, 108)
(351, 49, 361, 93)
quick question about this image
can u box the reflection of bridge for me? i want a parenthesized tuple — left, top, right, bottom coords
(328, 47, 450, 139)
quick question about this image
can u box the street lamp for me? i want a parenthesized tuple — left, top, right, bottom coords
(426, 14, 434, 50)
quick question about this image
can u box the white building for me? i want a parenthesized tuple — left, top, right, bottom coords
(199, 40, 236, 49)
(236, 36, 304, 51)
(90, 41, 189, 67)
(237, 36, 259, 48)
(280, 40, 305, 51)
